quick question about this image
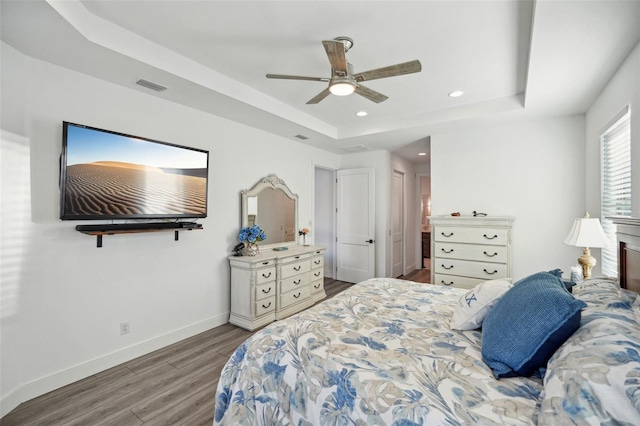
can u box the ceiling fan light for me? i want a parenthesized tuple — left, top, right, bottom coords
(329, 82, 356, 96)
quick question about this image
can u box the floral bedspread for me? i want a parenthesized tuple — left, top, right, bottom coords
(214, 278, 543, 425)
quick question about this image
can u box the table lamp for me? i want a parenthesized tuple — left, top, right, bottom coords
(563, 212, 611, 279)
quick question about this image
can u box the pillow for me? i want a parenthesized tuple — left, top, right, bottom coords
(481, 272, 587, 378)
(539, 282, 640, 425)
(450, 278, 513, 330)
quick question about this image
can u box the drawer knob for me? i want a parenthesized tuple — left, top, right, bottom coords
(483, 234, 498, 240)
(294, 266, 301, 271)
(262, 261, 269, 265)
(262, 302, 271, 309)
(442, 264, 454, 270)
(314, 260, 321, 265)
(294, 279, 301, 285)
(484, 269, 498, 275)
(295, 256, 300, 259)
(483, 251, 498, 257)
(293, 292, 301, 299)
(314, 272, 321, 277)
(441, 280, 454, 286)
(314, 283, 321, 289)
(441, 232, 454, 238)
(442, 248, 454, 254)
(261, 287, 272, 294)
(262, 272, 272, 278)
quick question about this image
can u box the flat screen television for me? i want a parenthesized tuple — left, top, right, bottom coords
(60, 121, 209, 221)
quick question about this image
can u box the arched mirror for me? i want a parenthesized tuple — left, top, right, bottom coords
(241, 174, 298, 248)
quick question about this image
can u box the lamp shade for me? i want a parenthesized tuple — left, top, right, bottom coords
(563, 216, 611, 248)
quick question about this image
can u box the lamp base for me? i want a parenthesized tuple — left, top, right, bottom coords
(578, 247, 596, 279)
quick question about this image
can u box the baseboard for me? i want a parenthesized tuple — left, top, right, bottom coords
(0, 312, 229, 418)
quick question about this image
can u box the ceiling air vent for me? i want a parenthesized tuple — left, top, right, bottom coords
(342, 144, 370, 153)
(294, 134, 309, 140)
(136, 79, 168, 92)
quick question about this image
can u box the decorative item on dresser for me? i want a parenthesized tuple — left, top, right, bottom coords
(428, 215, 514, 289)
(564, 212, 612, 279)
(229, 245, 326, 330)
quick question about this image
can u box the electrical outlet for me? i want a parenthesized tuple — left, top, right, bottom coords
(120, 321, 130, 335)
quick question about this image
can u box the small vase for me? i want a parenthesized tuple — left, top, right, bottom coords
(302, 234, 308, 246)
(244, 242, 259, 256)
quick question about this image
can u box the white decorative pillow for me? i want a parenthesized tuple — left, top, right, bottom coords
(450, 278, 512, 330)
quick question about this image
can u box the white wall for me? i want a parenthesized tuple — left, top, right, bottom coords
(585, 41, 640, 218)
(0, 43, 341, 414)
(431, 115, 586, 280)
(314, 167, 335, 278)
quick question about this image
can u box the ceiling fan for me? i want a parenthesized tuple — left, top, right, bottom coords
(266, 37, 422, 105)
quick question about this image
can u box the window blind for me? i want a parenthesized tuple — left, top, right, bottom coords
(600, 106, 631, 277)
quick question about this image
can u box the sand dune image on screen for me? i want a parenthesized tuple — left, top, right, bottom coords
(64, 161, 207, 216)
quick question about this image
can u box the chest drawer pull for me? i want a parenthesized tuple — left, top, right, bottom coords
(262, 261, 269, 265)
(314, 283, 321, 289)
(293, 292, 301, 299)
(293, 279, 301, 285)
(441, 280, 454, 286)
(442, 264, 454, 270)
(483, 234, 498, 240)
(314, 271, 321, 277)
(441, 248, 454, 254)
(295, 256, 300, 259)
(262, 272, 272, 278)
(441, 232, 454, 238)
(484, 269, 498, 275)
(293, 266, 301, 271)
(314, 260, 321, 265)
(483, 251, 498, 257)
(261, 287, 272, 294)
(262, 301, 271, 309)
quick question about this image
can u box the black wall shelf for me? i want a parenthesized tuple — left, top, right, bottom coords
(75, 222, 203, 247)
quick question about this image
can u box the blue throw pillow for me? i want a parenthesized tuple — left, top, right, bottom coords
(481, 272, 587, 378)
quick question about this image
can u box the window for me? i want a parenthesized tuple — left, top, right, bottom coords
(600, 106, 631, 277)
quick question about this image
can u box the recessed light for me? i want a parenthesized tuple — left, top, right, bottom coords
(448, 90, 464, 98)
(356, 111, 368, 117)
(418, 152, 427, 156)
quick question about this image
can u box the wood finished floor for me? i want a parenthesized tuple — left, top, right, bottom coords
(1, 273, 431, 426)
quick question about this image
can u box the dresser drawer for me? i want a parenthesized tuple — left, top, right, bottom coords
(310, 268, 323, 281)
(434, 227, 508, 246)
(281, 260, 310, 278)
(256, 267, 276, 284)
(280, 253, 311, 264)
(433, 273, 484, 289)
(434, 242, 508, 263)
(280, 286, 311, 308)
(255, 281, 275, 301)
(311, 278, 324, 294)
(311, 256, 324, 269)
(280, 272, 309, 293)
(255, 296, 275, 316)
(434, 258, 508, 280)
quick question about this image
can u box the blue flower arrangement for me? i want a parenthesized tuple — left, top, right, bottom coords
(238, 225, 267, 244)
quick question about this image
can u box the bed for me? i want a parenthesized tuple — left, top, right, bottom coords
(214, 221, 640, 425)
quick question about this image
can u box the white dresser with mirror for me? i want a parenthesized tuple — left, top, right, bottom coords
(229, 245, 326, 330)
(229, 174, 326, 331)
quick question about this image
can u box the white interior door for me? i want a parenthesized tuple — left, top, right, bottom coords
(336, 167, 375, 283)
(392, 170, 404, 277)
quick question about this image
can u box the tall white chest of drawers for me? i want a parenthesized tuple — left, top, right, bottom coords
(429, 216, 514, 289)
(229, 245, 326, 330)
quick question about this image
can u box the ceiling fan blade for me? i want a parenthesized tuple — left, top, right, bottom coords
(355, 84, 388, 103)
(306, 88, 332, 104)
(322, 40, 348, 76)
(354, 60, 422, 82)
(266, 74, 329, 82)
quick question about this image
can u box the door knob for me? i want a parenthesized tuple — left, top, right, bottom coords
(366, 239, 374, 243)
